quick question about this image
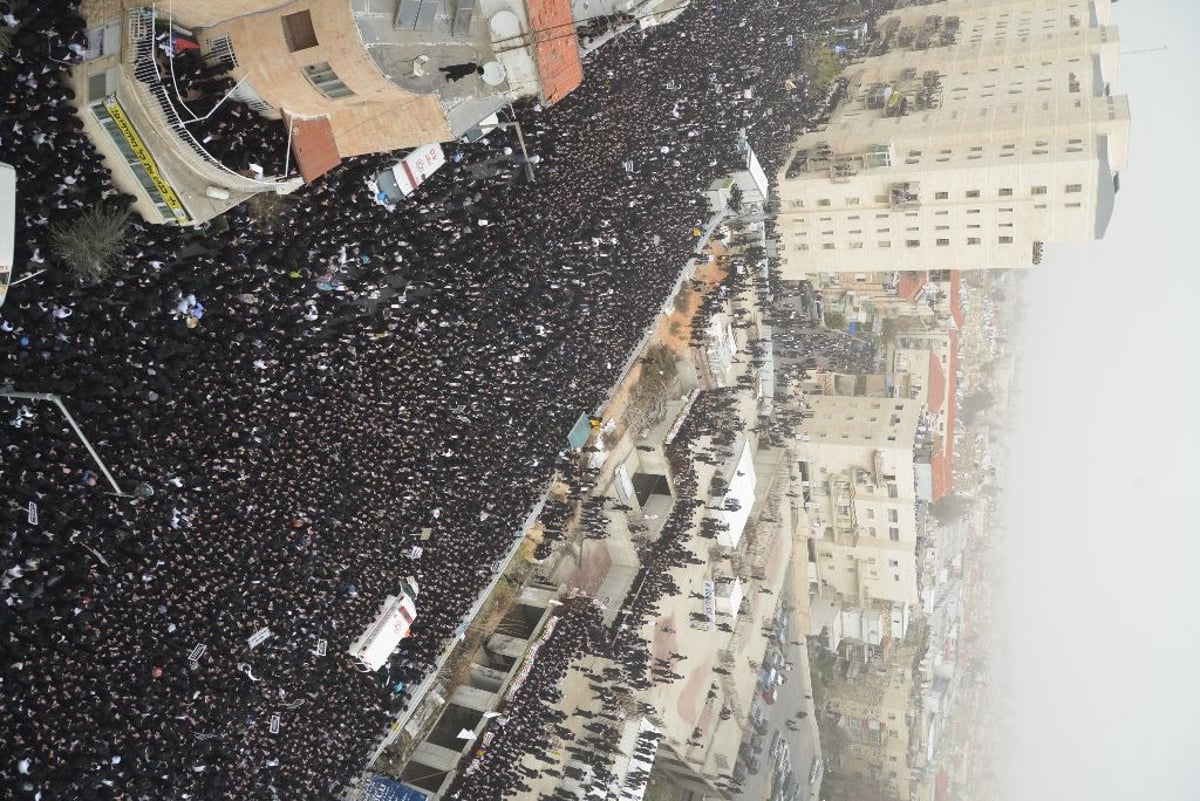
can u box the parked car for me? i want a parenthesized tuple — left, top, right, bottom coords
(747, 756, 761, 775)
(733, 760, 748, 783)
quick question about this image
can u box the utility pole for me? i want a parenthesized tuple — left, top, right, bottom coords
(1, 389, 133, 497)
(474, 104, 537, 183)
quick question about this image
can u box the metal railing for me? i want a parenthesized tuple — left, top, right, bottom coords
(124, 7, 297, 194)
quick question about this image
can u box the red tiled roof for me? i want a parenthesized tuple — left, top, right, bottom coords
(949, 271, 965, 329)
(527, 0, 583, 104)
(897, 271, 927, 301)
(927, 349, 946, 415)
(286, 115, 341, 184)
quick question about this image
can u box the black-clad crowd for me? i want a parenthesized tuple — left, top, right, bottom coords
(0, 0, 894, 797)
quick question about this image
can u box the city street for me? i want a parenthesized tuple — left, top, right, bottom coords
(736, 562, 822, 801)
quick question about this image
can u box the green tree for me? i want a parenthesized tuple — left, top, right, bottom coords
(930, 493, 974, 524)
(824, 311, 848, 331)
(49, 206, 131, 283)
(960, 388, 995, 425)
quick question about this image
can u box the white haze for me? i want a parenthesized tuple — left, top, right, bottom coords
(1001, 3, 1200, 800)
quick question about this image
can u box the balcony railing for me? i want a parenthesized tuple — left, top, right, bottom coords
(124, 7, 299, 195)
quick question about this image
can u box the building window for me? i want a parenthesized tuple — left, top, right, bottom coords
(887, 509, 899, 523)
(967, 237, 981, 245)
(850, 242, 864, 249)
(282, 11, 318, 51)
(1065, 183, 1082, 193)
(998, 187, 1013, 197)
(934, 191, 948, 200)
(936, 238, 949, 246)
(888, 528, 900, 541)
(878, 241, 891, 249)
(822, 243, 835, 250)
(889, 559, 899, 568)
(302, 62, 355, 99)
(999, 235, 1014, 244)
(817, 198, 831, 207)
(966, 190, 980, 199)
(846, 197, 860, 205)
(905, 240, 920, 248)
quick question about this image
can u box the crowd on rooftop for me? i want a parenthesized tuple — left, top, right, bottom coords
(0, 0, 895, 796)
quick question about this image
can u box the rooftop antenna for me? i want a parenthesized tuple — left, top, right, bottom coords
(1120, 46, 1167, 55)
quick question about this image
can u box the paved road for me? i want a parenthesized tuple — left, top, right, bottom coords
(735, 562, 822, 801)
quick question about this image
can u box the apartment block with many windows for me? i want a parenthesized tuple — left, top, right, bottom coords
(775, 0, 1129, 278)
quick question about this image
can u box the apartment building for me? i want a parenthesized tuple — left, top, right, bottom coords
(821, 640, 922, 801)
(73, 0, 604, 224)
(776, 0, 1130, 278)
(799, 395, 924, 607)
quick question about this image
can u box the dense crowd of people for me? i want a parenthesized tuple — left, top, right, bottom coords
(1, 0, 896, 797)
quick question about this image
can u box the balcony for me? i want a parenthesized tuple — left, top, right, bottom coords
(889, 182, 920, 209)
(124, 7, 300, 196)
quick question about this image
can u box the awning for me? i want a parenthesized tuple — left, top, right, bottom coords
(286, 115, 341, 184)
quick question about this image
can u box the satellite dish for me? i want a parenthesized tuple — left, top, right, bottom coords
(481, 61, 507, 86)
(489, 10, 520, 39)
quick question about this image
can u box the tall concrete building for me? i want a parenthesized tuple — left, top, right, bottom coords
(775, 0, 1130, 278)
(799, 395, 926, 608)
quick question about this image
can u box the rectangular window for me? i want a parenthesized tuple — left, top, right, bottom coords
(905, 240, 920, 248)
(936, 238, 950, 246)
(846, 197, 860, 205)
(998, 188, 1013, 197)
(282, 11, 318, 51)
(967, 237, 981, 245)
(878, 241, 891, 249)
(1065, 183, 1082, 193)
(822, 243, 835, 250)
(887, 509, 899, 523)
(302, 62, 355, 99)
(817, 198, 831, 207)
(966, 190, 980, 199)
(934, 191, 948, 200)
(888, 528, 900, 541)
(999, 235, 1014, 244)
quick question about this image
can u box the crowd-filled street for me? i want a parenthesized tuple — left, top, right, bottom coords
(0, 0, 893, 798)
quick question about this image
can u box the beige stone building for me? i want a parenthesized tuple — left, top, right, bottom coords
(798, 395, 924, 607)
(821, 641, 922, 801)
(73, 0, 592, 224)
(775, 0, 1130, 278)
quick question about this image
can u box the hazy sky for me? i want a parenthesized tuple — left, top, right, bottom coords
(1002, 3, 1200, 800)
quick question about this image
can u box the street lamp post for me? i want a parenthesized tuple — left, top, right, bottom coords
(1, 389, 132, 497)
